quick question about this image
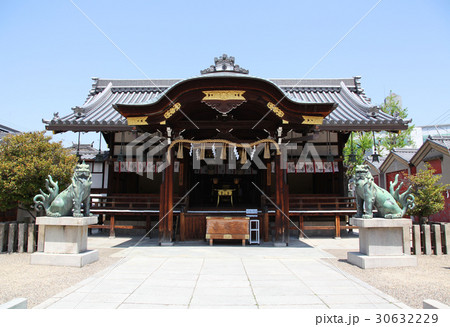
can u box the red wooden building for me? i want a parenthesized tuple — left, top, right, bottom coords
(43, 55, 410, 244)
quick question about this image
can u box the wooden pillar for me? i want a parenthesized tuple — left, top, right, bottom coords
(158, 176, 166, 243)
(180, 210, 186, 242)
(274, 155, 282, 244)
(299, 215, 304, 238)
(109, 215, 116, 238)
(263, 211, 269, 242)
(274, 154, 288, 245)
(283, 178, 290, 244)
(159, 150, 174, 245)
(337, 133, 347, 195)
(335, 215, 341, 239)
(167, 152, 174, 241)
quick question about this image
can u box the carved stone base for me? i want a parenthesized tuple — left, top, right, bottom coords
(347, 218, 417, 269)
(347, 252, 417, 269)
(31, 216, 98, 267)
(30, 250, 99, 268)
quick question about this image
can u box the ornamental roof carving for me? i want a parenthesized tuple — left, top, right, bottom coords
(201, 54, 249, 75)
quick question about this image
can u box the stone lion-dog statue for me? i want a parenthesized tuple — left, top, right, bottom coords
(34, 161, 92, 217)
(353, 165, 414, 219)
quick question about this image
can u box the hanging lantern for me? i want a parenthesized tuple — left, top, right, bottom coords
(326, 131, 334, 162)
(117, 132, 125, 162)
(177, 142, 184, 159)
(95, 132, 104, 162)
(371, 131, 380, 162)
(349, 133, 357, 163)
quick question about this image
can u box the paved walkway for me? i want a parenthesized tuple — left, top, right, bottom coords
(35, 236, 409, 309)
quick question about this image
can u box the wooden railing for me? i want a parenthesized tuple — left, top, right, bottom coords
(264, 194, 357, 238)
(88, 193, 183, 237)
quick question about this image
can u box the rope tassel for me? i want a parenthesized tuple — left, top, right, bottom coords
(264, 142, 270, 159)
(220, 143, 227, 160)
(177, 142, 183, 159)
(240, 148, 247, 164)
(200, 143, 205, 160)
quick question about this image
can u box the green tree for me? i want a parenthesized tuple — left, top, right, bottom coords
(406, 163, 449, 224)
(380, 91, 415, 151)
(343, 131, 373, 176)
(0, 131, 78, 214)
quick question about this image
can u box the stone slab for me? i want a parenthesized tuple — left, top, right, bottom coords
(27, 223, 35, 253)
(423, 225, 432, 255)
(30, 250, 98, 267)
(8, 223, 16, 253)
(432, 224, 442, 255)
(273, 242, 288, 247)
(423, 299, 450, 309)
(0, 298, 27, 309)
(0, 223, 5, 252)
(350, 217, 412, 228)
(36, 216, 98, 226)
(347, 252, 417, 269)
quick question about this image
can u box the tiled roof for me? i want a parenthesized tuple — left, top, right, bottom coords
(67, 143, 109, 160)
(0, 124, 20, 139)
(44, 75, 409, 132)
(428, 135, 450, 151)
(391, 148, 418, 163)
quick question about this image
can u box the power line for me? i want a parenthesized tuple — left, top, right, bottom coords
(427, 108, 450, 126)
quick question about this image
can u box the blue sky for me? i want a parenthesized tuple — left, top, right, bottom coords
(1, 0, 449, 147)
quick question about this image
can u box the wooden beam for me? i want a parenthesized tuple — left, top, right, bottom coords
(170, 120, 277, 130)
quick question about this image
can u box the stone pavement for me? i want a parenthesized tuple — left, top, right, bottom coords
(35, 235, 409, 309)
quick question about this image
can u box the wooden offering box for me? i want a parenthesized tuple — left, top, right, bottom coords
(206, 217, 249, 246)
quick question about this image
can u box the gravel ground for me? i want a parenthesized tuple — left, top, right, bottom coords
(0, 248, 120, 308)
(0, 237, 448, 309)
(322, 249, 450, 309)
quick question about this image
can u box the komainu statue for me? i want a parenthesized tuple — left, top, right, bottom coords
(34, 162, 92, 217)
(353, 165, 414, 219)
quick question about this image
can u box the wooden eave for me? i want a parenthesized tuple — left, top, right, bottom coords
(114, 75, 336, 129)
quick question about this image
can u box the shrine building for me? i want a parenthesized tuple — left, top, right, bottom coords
(43, 54, 410, 245)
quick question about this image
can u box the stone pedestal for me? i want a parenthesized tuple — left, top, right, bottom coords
(347, 218, 417, 269)
(31, 216, 98, 267)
